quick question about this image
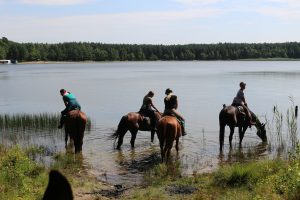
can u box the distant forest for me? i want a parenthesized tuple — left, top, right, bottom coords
(1, 37, 300, 62)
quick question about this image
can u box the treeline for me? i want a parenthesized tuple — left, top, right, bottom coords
(1, 37, 300, 62)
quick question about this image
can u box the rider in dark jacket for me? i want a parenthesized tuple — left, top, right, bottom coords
(58, 89, 81, 129)
(163, 88, 186, 136)
(139, 91, 159, 130)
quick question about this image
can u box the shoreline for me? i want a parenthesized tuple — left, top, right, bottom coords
(18, 58, 300, 64)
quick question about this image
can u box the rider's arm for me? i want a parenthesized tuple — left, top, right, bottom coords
(63, 96, 68, 107)
(149, 99, 159, 112)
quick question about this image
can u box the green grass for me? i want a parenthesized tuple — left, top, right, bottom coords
(1, 144, 300, 200)
(124, 148, 300, 200)
(0, 145, 47, 200)
(0, 145, 103, 200)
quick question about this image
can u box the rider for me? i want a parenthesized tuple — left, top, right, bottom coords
(231, 82, 256, 127)
(163, 88, 186, 136)
(58, 89, 81, 129)
(139, 91, 159, 130)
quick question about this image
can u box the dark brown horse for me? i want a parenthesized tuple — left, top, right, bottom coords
(219, 105, 267, 151)
(156, 116, 182, 162)
(64, 110, 87, 153)
(114, 111, 161, 149)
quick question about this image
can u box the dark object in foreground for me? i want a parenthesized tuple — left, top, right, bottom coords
(219, 105, 267, 151)
(43, 170, 73, 200)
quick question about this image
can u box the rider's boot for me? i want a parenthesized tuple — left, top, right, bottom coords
(58, 115, 65, 129)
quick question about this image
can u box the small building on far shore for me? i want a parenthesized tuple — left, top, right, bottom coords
(0, 60, 18, 64)
(0, 60, 11, 64)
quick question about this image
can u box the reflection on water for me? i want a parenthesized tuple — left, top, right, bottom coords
(0, 61, 300, 186)
(218, 142, 269, 165)
(233, 71, 300, 77)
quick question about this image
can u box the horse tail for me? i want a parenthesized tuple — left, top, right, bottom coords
(113, 115, 128, 139)
(219, 107, 227, 151)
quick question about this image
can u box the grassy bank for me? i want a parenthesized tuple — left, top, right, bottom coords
(124, 150, 300, 200)
(0, 145, 106, 200)
(1, 144, 300, 200)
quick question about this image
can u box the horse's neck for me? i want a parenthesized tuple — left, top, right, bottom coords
(254, 116, 262, 129)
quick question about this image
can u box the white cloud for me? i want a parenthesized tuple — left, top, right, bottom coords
(266, 0, 300, 7)
(173, 0, 221, 4)
(18, 0, 91, 5)
(0, 9, 222, 43)
(172, 0, 223, 6)
(259, 7, 300, 20)
(258, 0, 300, 20)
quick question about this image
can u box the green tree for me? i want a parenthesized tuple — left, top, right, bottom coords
(0, 46, 6, 59)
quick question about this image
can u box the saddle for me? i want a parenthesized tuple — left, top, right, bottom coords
(236, 106, 245, 115)
(139, 114, 151, 131)
(235, 107, 249, 126)
(140, 115, 151, 124)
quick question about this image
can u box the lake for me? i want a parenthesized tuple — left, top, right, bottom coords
(0, 61, 300, 185)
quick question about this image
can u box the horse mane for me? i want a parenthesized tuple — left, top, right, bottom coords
(251, 112, 263, 128)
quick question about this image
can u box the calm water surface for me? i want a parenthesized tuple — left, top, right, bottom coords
(1, 61, 300, 185)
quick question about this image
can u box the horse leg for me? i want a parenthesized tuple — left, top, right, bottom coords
(74, 130, 84, 154)
(117, 130, 127, 150)
(219, 123, 225, 151)
(229, 126, 235, 149)
(166, 146, 172, 162)
(151, 130, 155, 143)
(163, 146, 168, 163)
(239, 126, 248, 146)
(165, 138, 174, 162)
(130, 130, 138, 149)
(175, 137, 179, 155)
(160, 139, 165, 162)
(64, 131, 68, 149)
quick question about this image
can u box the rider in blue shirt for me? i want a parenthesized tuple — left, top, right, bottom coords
(58, 89, 81, 129)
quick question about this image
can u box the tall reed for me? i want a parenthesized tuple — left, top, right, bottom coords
(286, 97, 298, 149)
(0, 113, 92, 131)
(271, 98, 298, 156)
(272, 105, 284, 148)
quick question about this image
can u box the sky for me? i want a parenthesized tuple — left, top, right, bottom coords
(0, 0, 300, 44)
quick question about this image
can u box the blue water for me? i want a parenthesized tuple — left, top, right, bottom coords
(1, 61, 300, 185)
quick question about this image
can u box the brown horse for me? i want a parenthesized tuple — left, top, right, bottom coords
(219, 105, 267, 151)
(156, 116, 182, 162)
(114, 111, 161, 149)
(64, 110, 87, 153)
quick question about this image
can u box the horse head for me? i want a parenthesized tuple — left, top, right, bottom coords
(256, 123, 267, 143)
